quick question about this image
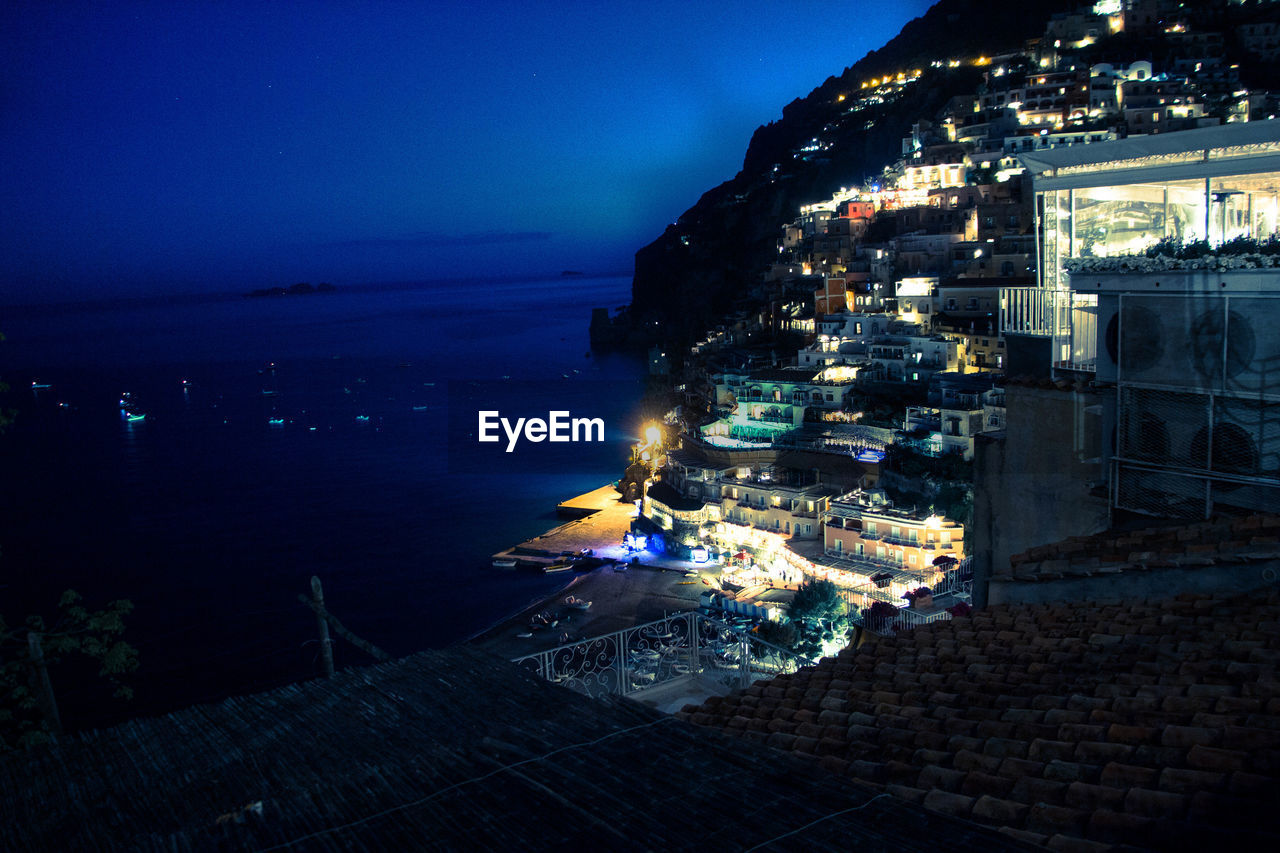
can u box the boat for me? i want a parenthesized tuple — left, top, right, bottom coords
(492, 557, 518, 569)
(31, 381, 52, 390)
(411, 405, 428, 412)
(355, 415, 370, 422)
(125, 411, 146, 422)
(268, 417, 285, 426)
(683, 571, 699, 578)
(564, 596, 592, 611)
(543, 563, 572, 574)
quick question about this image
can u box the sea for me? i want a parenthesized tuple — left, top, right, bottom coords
(0, 275, 644, 728)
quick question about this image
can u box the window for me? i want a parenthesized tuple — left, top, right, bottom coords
(806, 523, 812, 534)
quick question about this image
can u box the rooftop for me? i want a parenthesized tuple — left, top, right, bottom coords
(0, 645, 1030, 852)
(999, 514, 1280, 583)
(1019, 119, 1280, 191)
(679, 588, 1280, 849)
(647, 480, 706, 512)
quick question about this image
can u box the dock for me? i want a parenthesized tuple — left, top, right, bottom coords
(555, 484, 625, 518)
(492, 484, 639, 568)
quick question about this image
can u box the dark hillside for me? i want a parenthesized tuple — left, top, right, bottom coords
(626, 0, 1077, 344)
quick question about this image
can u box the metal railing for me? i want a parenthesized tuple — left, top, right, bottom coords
(841, 559, 974, 636)
(512, 611, 814, 699)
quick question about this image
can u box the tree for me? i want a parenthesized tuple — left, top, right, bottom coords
(755, 619, 798, 649)
(787, 579, 849, 658)
(0, 592, 138, 750)
(788, 578, 845, 624)
(0, 336, 138, 749)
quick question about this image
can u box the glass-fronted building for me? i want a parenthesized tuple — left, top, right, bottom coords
(1010, 121, 1280, 369)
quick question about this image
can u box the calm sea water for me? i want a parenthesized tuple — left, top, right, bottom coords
(0, 276, 643, 727)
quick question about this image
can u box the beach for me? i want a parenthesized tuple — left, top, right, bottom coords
(469, 485, 713, 662)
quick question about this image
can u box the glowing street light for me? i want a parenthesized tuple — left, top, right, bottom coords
(644, 424, 662, 445)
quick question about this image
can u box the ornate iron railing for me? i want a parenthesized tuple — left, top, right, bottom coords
(512, 611, 813, 699)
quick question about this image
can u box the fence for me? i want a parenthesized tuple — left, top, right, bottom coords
(512, 611, 813, 699)
(841, 558, 973, 636)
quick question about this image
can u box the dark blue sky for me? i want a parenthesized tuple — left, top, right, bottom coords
(1, 1, 932, 302)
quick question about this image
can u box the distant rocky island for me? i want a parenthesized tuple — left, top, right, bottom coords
(245, 281, 336, 298)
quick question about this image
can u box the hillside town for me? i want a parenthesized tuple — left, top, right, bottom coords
(606, 0, 1280, 650)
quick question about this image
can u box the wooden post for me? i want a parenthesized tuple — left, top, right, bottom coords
(28, 632, 63, 736)
(311, 576, 335, 678)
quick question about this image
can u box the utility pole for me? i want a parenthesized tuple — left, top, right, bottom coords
(28, 633, 63, 736)
(311, 576, 335, 678)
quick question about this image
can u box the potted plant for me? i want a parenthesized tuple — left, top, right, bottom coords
(860, 599, 899, 633)
(903, 586, 934, 610)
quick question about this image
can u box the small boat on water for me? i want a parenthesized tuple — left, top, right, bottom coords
(493, 557, 518, 569)
(268, 417, 285, 426)
(564, 596, 591, 610)
(355, 415, 370, 423)
(124, 411, 146, 422)
(31, 381, 52, 390)
(411, 405, 429, 412)
(543, 562, 572, 574)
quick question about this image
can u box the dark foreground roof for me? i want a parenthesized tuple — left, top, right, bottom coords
(0, 646, 1029, 852)
(679, 589, 1280, 851)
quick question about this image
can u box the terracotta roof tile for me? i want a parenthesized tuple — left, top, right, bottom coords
(1065, 781, 1126, 812)
(1084, 809, 1153, 846)
(922, 789, 975, 818)
(682, 587, 1280, 847)
(1010, 776, 1070, 806)
(1026, 803, 1090, 837)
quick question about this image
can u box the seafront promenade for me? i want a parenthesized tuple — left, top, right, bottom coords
(471, 484, 710, 661)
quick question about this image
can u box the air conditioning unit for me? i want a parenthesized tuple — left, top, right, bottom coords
(1094, 292, 1120, 383)
(1115, 293, 1232, 392)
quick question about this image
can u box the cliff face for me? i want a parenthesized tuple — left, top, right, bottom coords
(628, 0, 1075, 343)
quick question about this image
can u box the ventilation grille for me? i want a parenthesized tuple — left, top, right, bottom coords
(1114, 389, 1280, 517)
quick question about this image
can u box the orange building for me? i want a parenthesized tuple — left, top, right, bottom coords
(822, 490, 964, 572)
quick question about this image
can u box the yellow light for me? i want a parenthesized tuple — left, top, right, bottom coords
(644, 424, 662, 445)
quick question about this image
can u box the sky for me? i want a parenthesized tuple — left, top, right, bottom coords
(0, 1, 933, 302)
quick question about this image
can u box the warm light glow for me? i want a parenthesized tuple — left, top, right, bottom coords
(644, 424, 662, 445)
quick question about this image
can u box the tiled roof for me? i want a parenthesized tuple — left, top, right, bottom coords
(0, 645, 1029, 852)
(677, 589, 1280, 850)
(998, 514, 1280, 582)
